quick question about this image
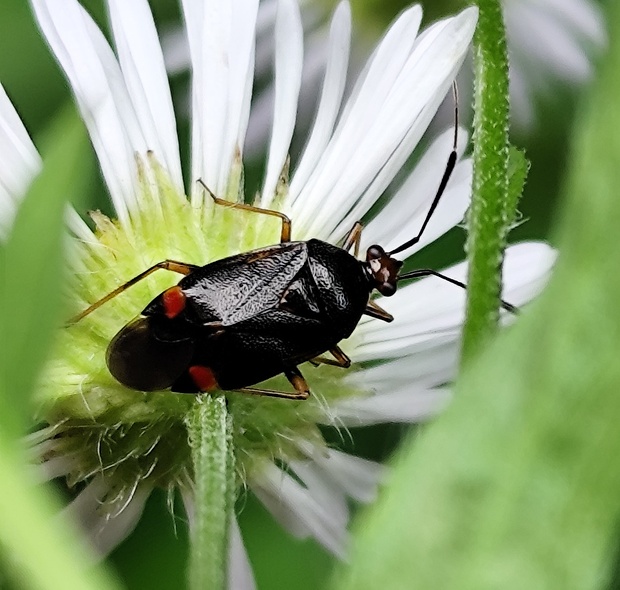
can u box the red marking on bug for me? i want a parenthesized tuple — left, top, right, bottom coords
(162, 286, 186, 319)
(189, 365, 219, 392)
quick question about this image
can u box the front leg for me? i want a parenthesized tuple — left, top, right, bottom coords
(363, 300, 394, 323)
(67, 259, 199, 325)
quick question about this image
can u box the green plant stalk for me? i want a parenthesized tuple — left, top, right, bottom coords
(333, 1, 620, 588)
(461, 0, 513, 362)
(185, 395, 235, 590)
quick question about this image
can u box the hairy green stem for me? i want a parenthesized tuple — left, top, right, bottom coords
(461, 0, 513, 362)
(185, 395, 235, 590)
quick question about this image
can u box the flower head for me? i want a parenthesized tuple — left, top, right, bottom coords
(1, 0, 555, 584)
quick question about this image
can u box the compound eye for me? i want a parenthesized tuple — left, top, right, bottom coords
(106, 317, 194, 391)
(378, 281, 397, 297)
(366, 245, 384, 260)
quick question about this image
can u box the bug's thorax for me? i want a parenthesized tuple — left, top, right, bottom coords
(362, 244, 403, 297)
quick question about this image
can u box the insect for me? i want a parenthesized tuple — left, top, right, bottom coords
(69, 90, 515, 401)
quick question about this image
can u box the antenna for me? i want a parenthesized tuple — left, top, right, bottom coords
(389, 81, 459, 257)
(397, 268, 517, 314)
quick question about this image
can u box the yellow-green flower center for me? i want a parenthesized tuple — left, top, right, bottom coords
(36, 155, 361, 493)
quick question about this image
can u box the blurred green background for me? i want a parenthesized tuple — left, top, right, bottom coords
(0, 0, 605, 588)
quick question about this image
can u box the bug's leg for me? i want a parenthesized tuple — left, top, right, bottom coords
(198, 179, 291, 243)
(67, 260, 198, 325)
(310, 346, 351, 368)
(363, 299, 394, 323)
(341, 222, 363, 257)
(237, 366, 310, 401)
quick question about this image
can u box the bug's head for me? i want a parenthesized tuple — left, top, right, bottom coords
(365, 245, 403, 296)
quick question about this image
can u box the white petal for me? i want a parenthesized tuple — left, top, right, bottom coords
(0, 84, 41, 237)
(90, 485, 151, 556)
(256, 0, 279, 39)
(507, 63, 535, 129)
(65, 207, 97, 243)
(327, 5, 423, 154)
(60, 476, 151, 557)
(245, 3, 325, 161)
(106, 0, 183, 192)
(333, 387, 452, 427)
(506, 0, 606, 84)
(243, 84, 275, 160)
(291, 8, 477, 240)
(160, 26, 190, 75)
(32, 0, 145, 224)
(540, 0, 606, 48)
(242, 0, 278, 157)
(289, 460, 349, 521)
(260, 0, 304, 206)
(353, 242, 556, 361)
(296, 443, 386, 503)
(290, 1, 351, 195)
(37, 455, 75, 482)
(218, 0, 259, 192)
(290, 4, 422, 219)
(326, 98, 449, 242)
(251, 462, 348, 558)
(361, 127, 470, 257)
(179, 479, 195, 531)
(0, 84, 93, 242)
(182, 0, 231, 200)
(498, 241, 558, 306)
(181, 0, 258, 200)
(507, 3, 592, 82)
(346, 337, 460, 390)
(228, 517, 256, 590)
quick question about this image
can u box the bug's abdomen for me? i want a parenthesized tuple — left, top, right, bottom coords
(171, 309, 334, 392)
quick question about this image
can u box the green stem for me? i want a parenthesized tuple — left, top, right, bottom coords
(461, 0, 513, 363)
(185, 395, 235, 590)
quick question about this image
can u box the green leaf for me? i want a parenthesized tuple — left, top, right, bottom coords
(0, 105, 121, 590)
(506, 145, 529, 228)
(2, 105, 90, 439)
(333, 1, 620, 588)
(0, 443, 122, 590)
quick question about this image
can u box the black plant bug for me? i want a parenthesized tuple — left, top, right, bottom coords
(69, 84, 516, 400)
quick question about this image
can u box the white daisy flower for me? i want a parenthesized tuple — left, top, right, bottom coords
(1, 0, 556, 587)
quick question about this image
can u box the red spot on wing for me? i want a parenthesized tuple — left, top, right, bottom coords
(189, 365, 219, 392)
(162, 286, 186, 319)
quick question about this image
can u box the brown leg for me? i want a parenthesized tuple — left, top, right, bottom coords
(237, 366, 310, 401)
(198, 179, 291, 243)
(363, 300, 394, 323)
(342, 222, 363, 257)
(310, 345, 351, 368)
(67, 260, 198, 325)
